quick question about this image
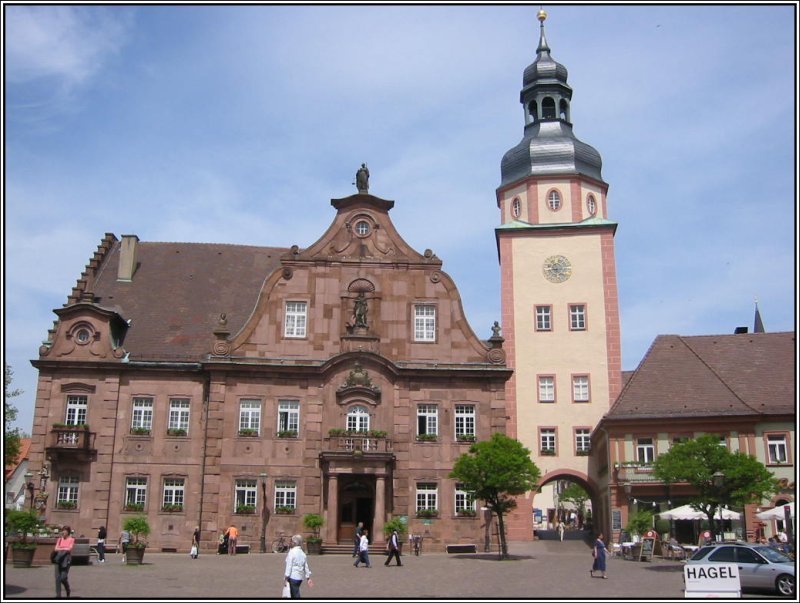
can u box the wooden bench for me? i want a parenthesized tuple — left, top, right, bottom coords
(445, 544, 477, 554)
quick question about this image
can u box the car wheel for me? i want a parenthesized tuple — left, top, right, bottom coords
(775, 574, 795, 597)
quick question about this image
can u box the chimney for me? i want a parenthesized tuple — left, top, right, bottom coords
(117, 235, 139, 282)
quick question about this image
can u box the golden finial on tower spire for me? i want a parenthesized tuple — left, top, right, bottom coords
(537, 7, 547, 23)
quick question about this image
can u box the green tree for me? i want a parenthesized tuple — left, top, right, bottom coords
(4, 364, 22, 467)
(450, 432, 541, 559)
(559, 483, 589, 520)
(653, 434, 778, 538)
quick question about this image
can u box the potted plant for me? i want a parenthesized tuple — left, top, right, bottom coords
(416, 508, 438, 519)
(55, 500, 77, 510)
(368, 430, 388, 438)
(275, 505, 295, 515)
(130, 426, 151, 436)
(303, 513, 324, 554)
(238, 428, 258, 437)
(235, 504, 256, 515)
(161, 503, 183, 513)
(328, 428, 347, 437)
(277, 430, 298, 438)
(123, 502, 144, 512)
(456, 508, 477, 517)
(6, 510, 43, 568)
(456, 434, 476, 443)
(166, 428, 187, 437)
(416, 433, 438, 442)
(122, 515, 150, 565)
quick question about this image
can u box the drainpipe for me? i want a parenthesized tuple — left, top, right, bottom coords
(198, 372, 211, 550)
(596, 425, 613, 540)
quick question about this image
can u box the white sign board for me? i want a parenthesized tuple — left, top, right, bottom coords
(684, 563, 741, 598)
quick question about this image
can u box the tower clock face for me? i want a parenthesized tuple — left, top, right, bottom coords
(543, 255, 572, 283)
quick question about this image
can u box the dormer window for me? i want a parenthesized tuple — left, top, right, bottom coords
(70, 323, 95, 345)
(547, 190, 562, 211)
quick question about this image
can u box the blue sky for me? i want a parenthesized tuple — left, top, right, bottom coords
(4, 4, 796, 434)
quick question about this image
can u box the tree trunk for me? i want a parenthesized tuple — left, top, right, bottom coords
(496, 511, 508, 560)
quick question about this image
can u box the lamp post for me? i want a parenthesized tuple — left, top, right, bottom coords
(259, 472, 269, 553)
(712, 471, 725, 540)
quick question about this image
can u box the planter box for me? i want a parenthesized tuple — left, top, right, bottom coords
(10, 547, 36, 568)
(126, 547, 146, 565)
(306, 540, 322, 555)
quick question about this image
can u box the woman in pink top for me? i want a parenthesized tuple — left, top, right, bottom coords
(53, 525, 75, 598)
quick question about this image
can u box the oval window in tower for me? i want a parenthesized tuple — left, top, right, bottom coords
(546, 189, 562, 212)
(586, 194, 597, 216)
(511, 197, 521, 219)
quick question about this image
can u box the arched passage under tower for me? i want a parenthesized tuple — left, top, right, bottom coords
(532, 469, 600, 541)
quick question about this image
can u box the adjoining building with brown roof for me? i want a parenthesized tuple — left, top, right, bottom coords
(591, 331, 795, 544)
(27, 193, 511, 552)
(5, 438, 32, 510)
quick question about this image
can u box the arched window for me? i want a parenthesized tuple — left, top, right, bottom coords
(559, 99, 570, 121)
(528, 100, 538, 123)
(547, 189, 562, 211)
(586, 194, 597, 216)
(542, 97, 556, 119)
(346, 405, 370, 432)
(511, 197, 521, 218)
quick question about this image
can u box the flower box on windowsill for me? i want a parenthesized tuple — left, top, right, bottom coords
(275, 506, 295, 515)
(416, 509, 439, 519)
(130, 427, 152, 436)
(576, 449, 591, 456)
(161, 504, 184, 513)
(55, 501, 77, 510)
(235, 505, 256, 515)
(238, 429, 259, 437)
(540, 448, 556, 456)
(123, 504, 145, 513)
(416, 434, 438, 443)
(456, 434, 476, 443)
(456, 509, 477, 518)
(166, 428, 187, 437)
(277, 430, 298, 439)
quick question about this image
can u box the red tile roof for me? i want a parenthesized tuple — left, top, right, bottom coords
(5, 437, 31, 479)
(606, 332, 795, 420)
(90, 241, 287, 360)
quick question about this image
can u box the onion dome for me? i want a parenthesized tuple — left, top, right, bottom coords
(500, 10, 604, 187)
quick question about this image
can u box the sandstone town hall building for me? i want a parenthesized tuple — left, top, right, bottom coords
(26, 12, 623, 552)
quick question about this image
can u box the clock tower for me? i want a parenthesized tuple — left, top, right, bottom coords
(496, 10, 622, 540)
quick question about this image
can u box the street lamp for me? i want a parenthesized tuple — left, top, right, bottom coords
(712, 471, 725, 540)
(259, 472, 269, 553)
(25, 465, 50, 512)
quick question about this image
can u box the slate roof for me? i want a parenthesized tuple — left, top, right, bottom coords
(90, 241, 287, 360)
(606, 332, 795, 420)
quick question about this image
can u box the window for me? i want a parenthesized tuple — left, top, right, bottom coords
(575, 429, 591, 454)
(414, 305, 436, 342)
(587, 194, 597, 216)
(569, 305, 586, 330)
(547, 189, 561, 211)
(131, 397, 153, 431)
(274, 480, 296, 510)
(416, 483, 438, 513)
(454, 405, 475, 439)
(636, 438, 655, 464)
(57, 476, 79, 508)
(572, 375, 590, 402)
(236, 479, 258, 511)
(162, 478, 185, 509)
(239, 399, 261, 434)
(540, 428, 556, 453)
(455, 484, 476, 514)
(168, 399, 190, 432)
(417, 404, 438, 437)
(125, 477, 147, 508)
(511, 198, 521, 218)
(535, 306, 552, 331)
(354, 220, 370, 236)
(277, 400, 300, 434)
(538, 376, 555, 403)
(65, 395, 88, 425)
(284, 301, 307, 338)
(768, 434, 788, 464)
(708, 547, 737, 563)
(346, 405, 370, 432)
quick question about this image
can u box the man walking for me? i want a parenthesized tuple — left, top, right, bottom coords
(353, 528, 371, 568)
(384, 529, 402, 567)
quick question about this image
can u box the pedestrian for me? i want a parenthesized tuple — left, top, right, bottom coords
(557, 520, 565, 542)
(354, 528, 371, 568)
(590, 532, 608, 579)
(118, 527, 131, 563)
(191, 526, 200, 559)
(352, 521, 363, 557)
(225, 524, 239, 555)
(53, 525, 74, 598)
(384, 528, 402, 567)
(777, 530, 788, 544)
(284, 534, 313, 598)
(96, 525, 107, 563)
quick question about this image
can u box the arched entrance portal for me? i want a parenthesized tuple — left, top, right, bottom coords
(533, 471, 600, 541)
(337, 476, 375, 543)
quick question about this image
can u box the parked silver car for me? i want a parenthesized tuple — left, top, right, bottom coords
(687, 542, 795, 596)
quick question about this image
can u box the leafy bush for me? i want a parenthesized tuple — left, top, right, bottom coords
(123, 515, 151, 549)
(6, 510, 43, 548)
(625, 510, 655, 536)
(303, 513, 324, 541)
(383, 517, 408, 536)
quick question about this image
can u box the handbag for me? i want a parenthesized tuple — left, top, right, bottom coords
(190, 545, 198, 557)
(51, 550, 58, 563)
(281, 582, 291, 599)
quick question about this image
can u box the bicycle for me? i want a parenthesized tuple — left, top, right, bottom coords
(271, 532, 289, 553)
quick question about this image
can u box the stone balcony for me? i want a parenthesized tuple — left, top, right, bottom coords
(45, 426, 97, 463)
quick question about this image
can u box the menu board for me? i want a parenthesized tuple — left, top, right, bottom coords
(639, 537, 655, 561)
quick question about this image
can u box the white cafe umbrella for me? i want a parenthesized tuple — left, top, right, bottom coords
(659, 504, 740, 521)
(756, 502, 795, 521)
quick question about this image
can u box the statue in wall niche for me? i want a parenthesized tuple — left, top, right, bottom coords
(352, 293, 368, 329)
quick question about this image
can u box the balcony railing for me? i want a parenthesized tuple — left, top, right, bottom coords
(46, 427, 96, 462)
(615, 463, 662, 484)
(323, 435, 393, 453)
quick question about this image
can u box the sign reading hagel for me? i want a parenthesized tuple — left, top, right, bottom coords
(684, 563, 741, 598)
